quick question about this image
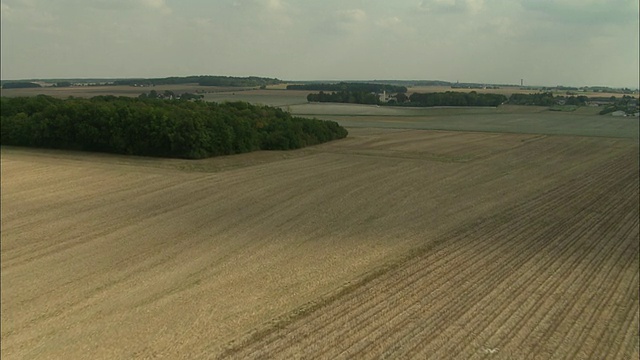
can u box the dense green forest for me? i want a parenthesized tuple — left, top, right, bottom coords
(2, 82, 42, 89)
(0, 96, 347, 159)
(507, 92, 556, 106)
(288, 82, 407, 93)
(406, 92, 507, 107)
(305, 90, 507, 107)
(111, 75, 282, 87)
(307, 91, 380, 104)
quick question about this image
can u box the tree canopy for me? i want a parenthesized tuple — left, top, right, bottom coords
(305, 90, 507, 107)
(307, 91, 380, 105)
(2, 82, 42, 89)
(507, 92, 556, 106)
(507, 92, 590, 107)
(111, 76, 282, 87)
(0, 96, 347, 159)
(289, 82, 407, 93)
(407, 91, 507, 107)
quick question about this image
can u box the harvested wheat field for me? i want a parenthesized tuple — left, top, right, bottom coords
(2, 127, 638, 359)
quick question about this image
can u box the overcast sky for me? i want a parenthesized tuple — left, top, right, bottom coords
(1, 0, 638, 88)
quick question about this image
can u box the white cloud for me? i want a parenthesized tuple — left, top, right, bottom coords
(82, 0, 135, 11)
(418, 0, 484, 13)
(1, 2, 12, 20)
(336, 8, 366, 23)
(485, 17, 516, 37)
(322, 8, 368, 35)
(140, 0, 171, 14)
(519, 0, 637, 25)
(422, 0, 455, 8)
(466, 0, 484, 13)
(376, 16, 401, 28)
(53, 0, 172, 14)
(0, 1, 637, 87)
(8, 0, 37, 8)
(0, 1, 56, 29)
(264, 0, 284, 10)
(226, 0, 294, 29)
(375, 16, 414, 38)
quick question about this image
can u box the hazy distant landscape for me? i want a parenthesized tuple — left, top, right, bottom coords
(2, 78, 637, 157)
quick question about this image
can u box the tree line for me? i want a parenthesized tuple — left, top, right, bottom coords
(406, 92, 507, 107)
(305, 90, 507, 107)
(0, 96, 347, 159)
(506, 92, 556, 106)
(305, 89, 604, 108)
(307, 91, 380, 104)
(138, 90, 204, 100)
(112, 76, 282, 87)
(2, 82, 42, 89)
(507, 92, 589, 106)
(288, 82, 407, 93)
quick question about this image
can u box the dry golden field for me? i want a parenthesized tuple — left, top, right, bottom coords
(2, 126, 638, 359)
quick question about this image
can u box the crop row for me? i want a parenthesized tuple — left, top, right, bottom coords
(223, 151, 639, 359)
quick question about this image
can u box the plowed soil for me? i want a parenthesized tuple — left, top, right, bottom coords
(2, 128, 638, 359)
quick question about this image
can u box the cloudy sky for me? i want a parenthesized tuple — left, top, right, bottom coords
(1, 0, 638, 88)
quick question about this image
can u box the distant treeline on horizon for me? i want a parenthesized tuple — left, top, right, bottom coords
(303, 91, 630, 109)
(111, 75, 282, 87)
(0, 76, 283, 88)
(2, 82, 42, 89)
(306, 90, 507, 107)
(287, 82, 408, 93)
(1, 76, 637, 93)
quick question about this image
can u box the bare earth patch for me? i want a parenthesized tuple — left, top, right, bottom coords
(2, 128, 638, 359)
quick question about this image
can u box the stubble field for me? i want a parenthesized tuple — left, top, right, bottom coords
(226, 132, 639, 359)
(2, 99, 639, 359)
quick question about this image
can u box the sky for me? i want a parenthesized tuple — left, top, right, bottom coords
(1, 0, 638, 88)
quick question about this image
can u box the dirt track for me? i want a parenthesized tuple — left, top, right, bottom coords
(2, 128, 638, 359)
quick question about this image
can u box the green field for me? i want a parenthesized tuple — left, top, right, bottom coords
(201, 89, 309, 107)
(289, 103, 639, 139)
(188, 90, 604, 140)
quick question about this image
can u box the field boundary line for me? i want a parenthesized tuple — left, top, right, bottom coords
(328, 123, 640, 140)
